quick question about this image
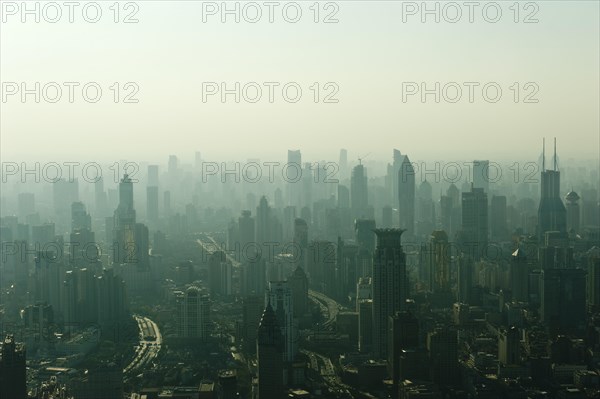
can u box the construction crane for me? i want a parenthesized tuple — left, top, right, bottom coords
(358, 152, 371, 165)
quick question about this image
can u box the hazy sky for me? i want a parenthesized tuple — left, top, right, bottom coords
(1, 1, 599, 163)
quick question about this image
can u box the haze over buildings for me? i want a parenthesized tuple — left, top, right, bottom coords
(1, 1, 599, 398)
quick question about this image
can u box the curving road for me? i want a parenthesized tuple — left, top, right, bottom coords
(124, 315, 162, 377)
(309, 289, 343, 329)
(196, 235, 241, 267)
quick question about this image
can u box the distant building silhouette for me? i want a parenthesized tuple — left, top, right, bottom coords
(537, 139, 567, 242)
(257, 302, 284, 399)
(0, 335, 27, 399)
(372, 229, 408, 359)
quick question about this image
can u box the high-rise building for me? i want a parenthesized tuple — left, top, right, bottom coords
(472, 160, 490, 194)
(31, 223, 55, 247)
(565, 191, 581, 234)
(17, 192, 35, 221)
(498, 326, 521, 365)
(96, 268, 128, 332)
(0, 335, 27, 399)
(457, 253, 473, 304)
(146, 186, 159, 226)
(372, 228, 408, 359)
(490, 195, 508, 241)
(209, 251, 232, 296)
(358, 298, 373, 354)
(35, 250, 65, 314)
(238, 210, 255, 257)
(510, 248, 529, 303)
(587, 256, 600, 311)
(147, 164, 159, 187)
(257, 302, 284, 399)
(398, 154, 415, 238)
(163, 190, 171, 217)
(293, 218, 309, 252)
(94, 177, 108, 218)
(71, 201, 92, 231)
(338, 185, 350, 209)
(461, 186, 488, 260)
(339, 149, 348, 181)
(388, 311, 419, 385)
(53, 178, 79, 232)
(256, 196, 272, 246)
(416, 180, 435, 237)
(266, 281, 297, 362)
(287, 150, 302, 208)
(541, 268, 586, 332)
(351, 163, 369, 219)
(288, 266, 309, 318)
(427, 230, 450, 294)
(178, 286, 210, 340)
(242, 258, 266, 296)
(427, 327, 458, 387)
(113, 175, 137, 265)
(337, 239, 359, 300)
(537, 139, 567, 242)
(355, 219, 376, 254)
(390, 149, 402, 206)
(241, 295, 263, 354)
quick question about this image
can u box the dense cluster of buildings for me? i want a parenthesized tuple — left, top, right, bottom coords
(0, 144, 599, 398)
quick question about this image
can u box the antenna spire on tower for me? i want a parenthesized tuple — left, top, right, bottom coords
(542, 138, 545, 171)
(554, 137, 557, 171)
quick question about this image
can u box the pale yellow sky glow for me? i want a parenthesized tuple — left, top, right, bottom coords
(1, 1, 598, 163)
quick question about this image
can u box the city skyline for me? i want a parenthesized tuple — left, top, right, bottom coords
(1, 1, 599, 398)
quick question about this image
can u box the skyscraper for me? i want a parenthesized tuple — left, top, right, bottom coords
(372, 228, 408, 359)
(537, 139, 567, 242)
(71, 201, 92, 231)
(417, 180, 435, 237)
(355, 219, 376, 254)
(238, 210, 255, 257)
(565, 190, 581, 234)
(498, 326, 521, 365)
(490, 195, 508, 241)
(428, 230, 450, 294)
(427, 327, 458, 387)
(113, 174, 137, 265)
(257, 302, 284, 399)
(209, 251, 232, 296)
(398, 154, 415, 238)
(510, 248, 529, 303)
(147, 164, 159, 187)
(256, 196, 271, 246)
(288, 266, 309, 318)
(472, 160, 490, 194)
(0, 335, 27, 399)
(287, 150, 302, 208)
(339, 148, 348, 181)
(388, 311, 419, 385)
(540, 268, 586, 332)
(146, 186, 159, 226)
(457, 253, 473, 304)
(241, 295, 263, 354)
(266, 281, 296, 362)
(587, 256, 600, 311)
(461, 186, 488, 260)
(178, 286, 211, 340)
(17, 192, 35, 221)
(351, 163, 369, 219)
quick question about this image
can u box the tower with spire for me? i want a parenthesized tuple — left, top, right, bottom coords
(537, 138, 567, 243)
(256, 302, 284, 399)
